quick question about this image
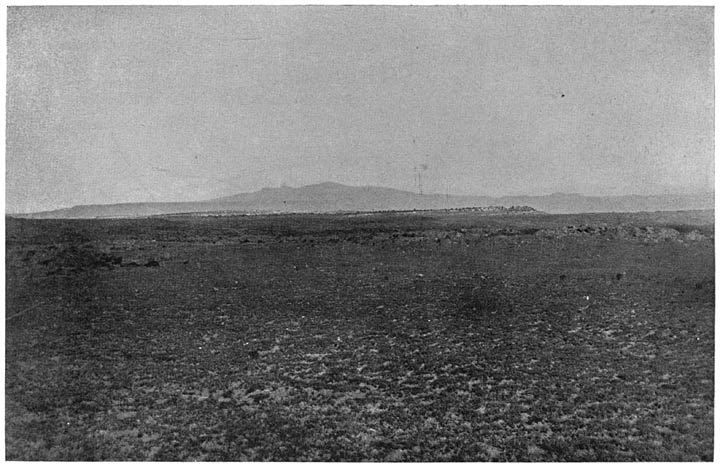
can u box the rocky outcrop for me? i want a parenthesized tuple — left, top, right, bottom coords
(534, 224, 712, 243)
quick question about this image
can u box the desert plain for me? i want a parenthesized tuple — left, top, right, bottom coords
(5, 209, 714, 460)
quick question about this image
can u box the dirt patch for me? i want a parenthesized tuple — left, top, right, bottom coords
(37, 244, 122, 274)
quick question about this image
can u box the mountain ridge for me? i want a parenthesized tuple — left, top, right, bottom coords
(12, 183, 714, 219)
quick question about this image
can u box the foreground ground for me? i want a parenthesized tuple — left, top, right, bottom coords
(5, 210, 714, 460)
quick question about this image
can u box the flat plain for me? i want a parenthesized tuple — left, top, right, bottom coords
(5, 209, 714, 461)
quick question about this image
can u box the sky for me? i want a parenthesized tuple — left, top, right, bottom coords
(6, 6, 714, 213)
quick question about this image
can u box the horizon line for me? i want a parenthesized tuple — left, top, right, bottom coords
(6, 182, 715, 216)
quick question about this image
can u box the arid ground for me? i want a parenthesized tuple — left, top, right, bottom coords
(5, 210, 714, 461)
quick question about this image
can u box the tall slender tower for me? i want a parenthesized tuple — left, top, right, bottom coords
(415, 163, 428, 195)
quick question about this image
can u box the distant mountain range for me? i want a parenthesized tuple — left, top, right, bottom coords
(14, 182, 714, 219)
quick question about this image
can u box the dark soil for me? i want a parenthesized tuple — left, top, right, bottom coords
(5, 210, 714, 461)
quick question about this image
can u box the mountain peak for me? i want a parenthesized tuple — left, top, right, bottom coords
(311, 181, 346, 188)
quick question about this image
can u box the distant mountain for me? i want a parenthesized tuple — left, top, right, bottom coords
(14, 182, 714, 219)
(212, 182, 490, 212)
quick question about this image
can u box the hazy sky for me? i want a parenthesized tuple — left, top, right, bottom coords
(6, 6, 714, 213)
